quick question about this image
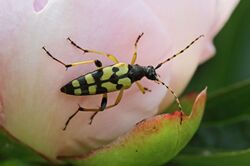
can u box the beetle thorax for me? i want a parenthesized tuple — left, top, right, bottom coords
(128, 64, 157, 82)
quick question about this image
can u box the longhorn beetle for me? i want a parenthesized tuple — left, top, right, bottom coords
(42, 33, 204, 130)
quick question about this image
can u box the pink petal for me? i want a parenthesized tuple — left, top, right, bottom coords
(0, 0, 239, 161)
(33, 0, 48, 12)
(200, 0, 240, 63)
(0, 0, 172, 160)
(144, 0, 239, 111)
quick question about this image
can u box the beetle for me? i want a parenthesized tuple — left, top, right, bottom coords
(42, 33, 203, 130)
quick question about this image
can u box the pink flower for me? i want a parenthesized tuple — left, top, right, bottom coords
(0, 0, 238, 162)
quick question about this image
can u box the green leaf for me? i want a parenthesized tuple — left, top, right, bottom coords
(0, 159, 37, 166)
(189, 80, 250, 150)
(0, 131, 46, 165)
(205, 80, 250, 125)
(175, 1, 250, 164)
(58, 89, 206, 166)
(186, 0, 250, 93)
(172, 81, 250, 165)
(172, 149, 250, 166)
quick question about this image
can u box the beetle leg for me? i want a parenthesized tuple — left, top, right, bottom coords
(131, 33, 144, 65)
(63, 89, 125, 130)
(106, 88, 124, 109)
(89, 93, 108, 124)
(63, 108, 81, 131)
(63, 93, 108, 130)
(89, 89, 124, 124)
(135, 81, 151, 94)
(67, 37, 119, 64)
(65, 60, 102, 69)
(42, 46, 102, 70)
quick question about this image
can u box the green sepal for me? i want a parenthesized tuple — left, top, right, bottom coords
(59, 88, 207, 166)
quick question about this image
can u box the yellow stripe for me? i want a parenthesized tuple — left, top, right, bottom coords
(88, 85, 97, 95)
(85, 74, 95, 84)
(114, 63, 128, 76)
(101, 66, 113, 81)
(74, 88, 82, 95)
(72, 80, 80, 88)
(101, 82, 117, 92)
(118, 78, 131, 89)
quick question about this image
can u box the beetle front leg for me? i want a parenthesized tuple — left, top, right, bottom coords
(131, 33, 144, 65)
(135, 81, 151, 94)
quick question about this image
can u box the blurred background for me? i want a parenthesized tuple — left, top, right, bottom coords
(0, 1, 249, 166)
(170, 1, 250, 165)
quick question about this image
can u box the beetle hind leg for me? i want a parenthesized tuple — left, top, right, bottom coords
(42, 46, 102, 70)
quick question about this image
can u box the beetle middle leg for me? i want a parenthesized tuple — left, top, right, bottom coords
(89, 89, 124, 124)
(63, 89, 124, 130)
(63, 93, 107, 131)
(67, 38, 119, 64)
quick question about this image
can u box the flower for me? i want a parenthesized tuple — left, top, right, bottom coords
(0, 0, 238, 163)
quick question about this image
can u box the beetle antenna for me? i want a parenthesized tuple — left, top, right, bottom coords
(155, 79, 182, 111)
(155, 35, 204, 70)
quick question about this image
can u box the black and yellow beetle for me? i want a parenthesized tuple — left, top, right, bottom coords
(42, 33, 203, 130)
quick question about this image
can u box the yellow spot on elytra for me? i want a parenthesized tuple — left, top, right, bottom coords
(85, 74, 95, 84)
(101, 82, 117, 92)
(118, 78, 131, 89)
(114, 63, 128, 76)
(72, 80, 80, 88)
(88, 85, 97, 95)
(101, 66, 113, 81)
(74, 88, 82, 95)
